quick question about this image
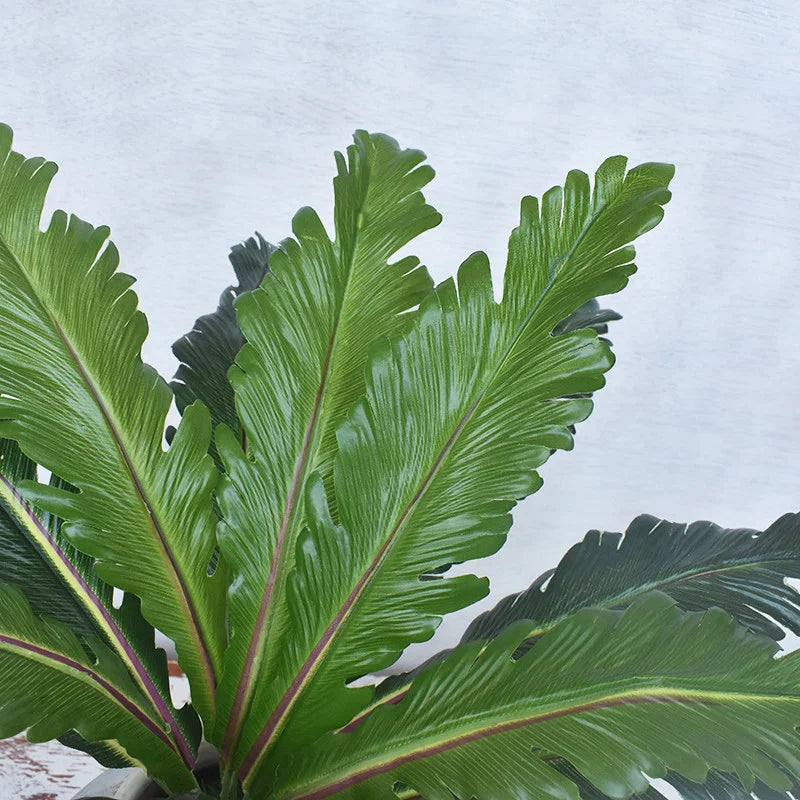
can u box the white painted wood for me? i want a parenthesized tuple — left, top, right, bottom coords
(0, 735, 100, 798)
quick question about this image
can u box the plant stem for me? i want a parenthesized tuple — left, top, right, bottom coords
(219, 766, 243, 800)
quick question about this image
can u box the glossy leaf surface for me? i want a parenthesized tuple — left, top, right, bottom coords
(272, 594, 800, 800)
(0, 125, 226, 727)
(238, 156, 674, 786)
(214, 131, 439, 758)
(0, 584, 196, 791)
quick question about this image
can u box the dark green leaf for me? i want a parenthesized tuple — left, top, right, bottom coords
(464, 512, 800, 645)
(554, 297, 622, 339)
(270, 594, 800, 800)
(171, 233, 274, 454)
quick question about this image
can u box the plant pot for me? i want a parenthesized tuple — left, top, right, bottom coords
(72, 768, 161, 800)
(72, 744, 220, 800)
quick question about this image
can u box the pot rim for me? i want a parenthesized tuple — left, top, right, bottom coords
(71, 743, 219, 800)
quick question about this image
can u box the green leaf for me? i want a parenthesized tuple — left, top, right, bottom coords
(171, 233, 274, 456)
(463, 512, 800, 646)
(0, 437, 201, 768)
(359, 510, 800, 732)
(57, 729, 139, 769)
(213, 131, 439, 757)
(553, 297, 621, 339)
(0, 124, 226, 727)
(556, 761, 794, 800)
(390, 755, 793, 800)
(269, 593, 800, 800)
(0, 583, 196, 792)
(235, 156, 673, 784)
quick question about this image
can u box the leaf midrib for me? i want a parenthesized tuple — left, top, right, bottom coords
(54, 322, 217, 687)
(284, 684, 800, 800)
(0, 229, 217, 717)
(221, 330, 336, 757)
(0, 471, 194, 767)
(338, 557, 796, 733)
(241, 178, 615, 780)
(223, 152, 379, 756)
(0, 632, 175, 749)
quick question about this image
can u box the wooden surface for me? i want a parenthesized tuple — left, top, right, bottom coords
(1, 737, 102, 800)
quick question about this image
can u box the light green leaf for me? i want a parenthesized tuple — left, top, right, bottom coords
(213, 131, 439, 757)
(236, 156, 673, 784)
(0, 583, 196, 792)
(0, 437, 201, 767)
(270, 593, 800, 800)
(362, 510, 800, 730)
(0, 125, 226, 727)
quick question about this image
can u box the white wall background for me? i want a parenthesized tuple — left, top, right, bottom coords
(2, 0, 800, 665)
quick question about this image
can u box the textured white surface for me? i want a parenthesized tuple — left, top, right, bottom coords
(0, 0, 799, 785)
(0, 736, 99, 800)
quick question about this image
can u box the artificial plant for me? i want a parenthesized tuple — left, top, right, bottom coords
(1, 124, 799, 800)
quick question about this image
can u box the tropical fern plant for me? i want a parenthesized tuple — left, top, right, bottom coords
(1, 124, 799, 800)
